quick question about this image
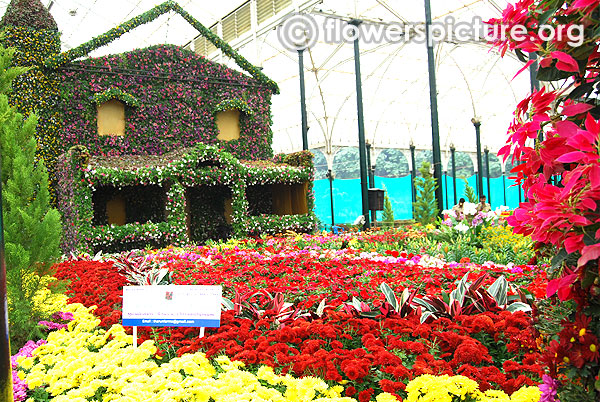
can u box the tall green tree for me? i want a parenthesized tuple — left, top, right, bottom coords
(381, 189, 395, 227)
(413, 162, 438, 225)
(0, 44, 62, 349)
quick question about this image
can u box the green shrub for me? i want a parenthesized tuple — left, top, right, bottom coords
(463, 178, 477, 203)
(413, 162, 438, 225)
(0, 44, 63, 350)
(381, 187, 395, 227)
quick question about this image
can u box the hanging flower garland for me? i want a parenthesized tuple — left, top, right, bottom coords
(214, 98, 253, 115)
(91, 88, 141, 107)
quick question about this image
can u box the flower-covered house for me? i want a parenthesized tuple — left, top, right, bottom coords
(1, 0, 317, 253)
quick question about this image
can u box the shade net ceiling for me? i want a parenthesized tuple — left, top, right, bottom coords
(0, 0, 529, 162)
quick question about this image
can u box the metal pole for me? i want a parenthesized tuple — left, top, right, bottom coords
(366, 143, 376, 224)
(529, 52, 540, 93)
(450, 145, 457, 205)
(327, 169, 335, 227)
(371, 165, 377, 225)
(298, 49, 308, 151)
(366, 143, 374, 188)
(444, 171, 448, 210)
(502, 173, 507, 206)
(410, 143, 416, 217)
(472, 119, 484, 200)
(0, 158, 13, 402)
(349, 19, 370, 229)
(424, 0, 444, 217)
(484, 147, 491, 204)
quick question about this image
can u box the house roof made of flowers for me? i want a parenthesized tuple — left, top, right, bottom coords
(87, 147, 197, 171)
(42, 0, 279, 93)
(87, 147, 305, 173)
(82, 144, 311, 188)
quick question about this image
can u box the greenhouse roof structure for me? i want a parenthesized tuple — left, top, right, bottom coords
(0, 0, 531, 171)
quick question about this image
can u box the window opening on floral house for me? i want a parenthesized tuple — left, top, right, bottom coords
(246, 184, 273, 216)
(97, 99, 126, 136)
(216, 109, 241, 141)
(272, 183, 309, 215)
(92, 185, 167, 226)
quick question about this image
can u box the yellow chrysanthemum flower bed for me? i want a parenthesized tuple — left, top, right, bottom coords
(16, 303, 398, 402)
(480, 226, 533, 253)
(405, 374, 541, 402)
(16, 303, 541, 402)
(29, 274, 68, 317)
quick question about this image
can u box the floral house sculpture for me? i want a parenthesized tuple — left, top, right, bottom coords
(1, 0, 317, 251)
(58, 144, 315, 253)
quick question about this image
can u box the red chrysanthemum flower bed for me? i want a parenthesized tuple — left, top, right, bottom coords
(52, 245, 545, 400)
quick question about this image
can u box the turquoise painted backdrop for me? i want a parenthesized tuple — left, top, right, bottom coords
(313, 174, 525, 225)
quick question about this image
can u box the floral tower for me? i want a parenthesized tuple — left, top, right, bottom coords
(0, 0, 62, 196)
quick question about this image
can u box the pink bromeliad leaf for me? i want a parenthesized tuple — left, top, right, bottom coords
(547, 274, 578, 300)
(513, 59, 535, 80)
(564, 234, 584, 253)
(578, 243, 600, 267)
(581, 196, 598, 210)
(567, 133, 596, 152)
(551, 51, 579, 72)
(570, 215, 591, 225)
(546, 279, 560, 299)
(498, 145, 512, 161)
(539, 57, 553, 68)
(572, 0, 600, 9)
(590, 166, 600, 189)
(585, 113, 600, 133)
(557, 283, 573, 301)
(562, 103, 594, 116)
(556, 151, 586, 163)
(555, 120, 579, 137)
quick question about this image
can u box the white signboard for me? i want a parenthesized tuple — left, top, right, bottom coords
(122, 285, 221, 328)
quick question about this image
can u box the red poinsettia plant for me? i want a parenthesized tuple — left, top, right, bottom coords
(489, 0, 600, 400)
